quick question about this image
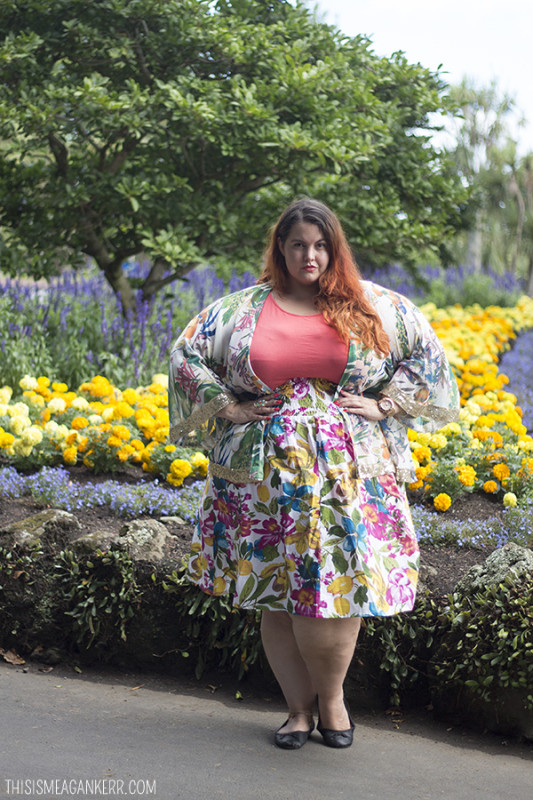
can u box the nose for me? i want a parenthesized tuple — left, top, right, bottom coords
(304, 245, 316, 262)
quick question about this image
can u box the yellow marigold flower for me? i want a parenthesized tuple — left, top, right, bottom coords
(190, 452, 209, 476)
(165, 444, 177, 453)
(102, 407, 115, 422)
(0, 430, 15, 448)
(492, 463, 510, 481)
(122, 388, 139, 405)
(114, 401, 134, 419)
(37, 376, 50, 388)
(407, 429, 418, 441)
(63, 446, 78, 465)
(77, 436, 89, 453)
(503, 492, 517, 508)
(71, 416, 89, 430)
(483, 480, 498, 494)
(117, 447, 131, 463)
(112, 424, 131, 441)
(153, 426, 169, 443)
(107, 435, 122, 448)
(408, 480, 424, 491)
(130, 438, 145, 452)
(433, 493, 452, 512)
(169, 458, 193, 480)
(415, 432, 431, 447)
(52, 381, 68, 393)
(429, 433, 448, 450)
(455, 465, 477, 487)
(413, 446, 431, 463)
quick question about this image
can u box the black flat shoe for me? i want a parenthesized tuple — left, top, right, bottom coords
(274, 714, 315, 750)
(317, 702, 355, 749)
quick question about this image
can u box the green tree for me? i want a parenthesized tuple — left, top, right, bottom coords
(444, 78, 533, 290)
(0, 0, 465, 310)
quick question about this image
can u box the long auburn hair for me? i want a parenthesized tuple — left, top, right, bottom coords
(258, 198, 390, 355)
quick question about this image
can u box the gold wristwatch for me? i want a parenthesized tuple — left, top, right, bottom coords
(377, 396, 395, 416)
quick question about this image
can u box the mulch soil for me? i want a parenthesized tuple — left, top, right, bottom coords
(0, 464, 500, 598)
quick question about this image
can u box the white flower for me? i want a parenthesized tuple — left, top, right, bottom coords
(19, 375, 38, 391)
(44, 421, 59, 434)
(13, 440, 33, 457)
(48, 397, 67, 414)
(10, 416, 30, 436)
(0, 386, 13, 404)
(71, 397, 91, 411)
(102, 407, 115, 422)
(151, 373, 168, 387)
(88, 414, 103, 425)
(21, 426, 43, 446)
(7, 402, 30, 418)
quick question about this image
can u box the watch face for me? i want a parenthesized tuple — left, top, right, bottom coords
(379, 398, 394, 414)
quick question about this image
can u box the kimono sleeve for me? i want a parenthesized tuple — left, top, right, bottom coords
(380, 297, 460, 433)
(168, 298, 237, 447)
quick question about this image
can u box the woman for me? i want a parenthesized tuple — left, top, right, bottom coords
(168, 198, 459, 750)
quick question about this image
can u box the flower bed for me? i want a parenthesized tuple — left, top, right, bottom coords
(1, 297, 533, 517)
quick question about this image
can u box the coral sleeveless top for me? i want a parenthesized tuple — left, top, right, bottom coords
(250, 293, 349, 390)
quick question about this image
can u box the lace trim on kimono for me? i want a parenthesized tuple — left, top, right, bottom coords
(168, 392, 236, 442)
(210, 463, 260, 483)
(385, 385, 460, 425)
(209, 460, 414, 486)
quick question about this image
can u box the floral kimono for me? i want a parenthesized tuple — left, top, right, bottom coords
(169, 282, 459, 618)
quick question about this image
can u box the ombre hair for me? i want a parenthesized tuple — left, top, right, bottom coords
(258, 198, 390, 354)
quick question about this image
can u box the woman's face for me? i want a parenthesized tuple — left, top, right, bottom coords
(278, 221, 329, 293)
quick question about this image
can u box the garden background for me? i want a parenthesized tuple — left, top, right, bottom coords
(1, 1, 533, 734)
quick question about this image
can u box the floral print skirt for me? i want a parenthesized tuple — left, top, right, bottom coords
(187, 379, 419, 617)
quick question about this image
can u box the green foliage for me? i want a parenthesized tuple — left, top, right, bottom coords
(363, 594, 440, 707)
(54, 548, 142, 651)
(431, 576, 533, 710)
(412, 272, 522, 309)
(0, 0, 466, 308)
(159, 566, 263, 679)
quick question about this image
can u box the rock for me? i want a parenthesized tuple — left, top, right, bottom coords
(454, 542, 533, 595)
(71, 530, 120, 554)
(418, 564, 438, 593)
(119, 519, 175, 563)
(159, 515, 186, 526)
(0, 509, 81, 548)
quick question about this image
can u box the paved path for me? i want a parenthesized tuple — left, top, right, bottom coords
(1, 661, 532, 800)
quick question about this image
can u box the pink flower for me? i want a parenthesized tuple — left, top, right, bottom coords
(385, 568, 416, 607)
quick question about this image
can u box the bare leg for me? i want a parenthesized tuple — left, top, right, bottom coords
(261, 610, 361, 733)
(292, 616, 361, 730)
(260, 610, 315, 733)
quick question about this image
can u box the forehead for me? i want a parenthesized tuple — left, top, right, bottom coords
(286, 221, 326, 241)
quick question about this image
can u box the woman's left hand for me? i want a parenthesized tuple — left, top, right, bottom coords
(334, 390, 391, 421)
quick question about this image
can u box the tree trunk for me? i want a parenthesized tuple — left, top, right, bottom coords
(466, 209, 483, 272)
(103, 264, 136, 314)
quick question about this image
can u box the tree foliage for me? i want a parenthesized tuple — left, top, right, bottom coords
(0, 0, 465, 309)
(445, 78, 533, 288)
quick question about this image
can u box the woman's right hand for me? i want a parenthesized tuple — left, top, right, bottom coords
(217, 394, 282, 424)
